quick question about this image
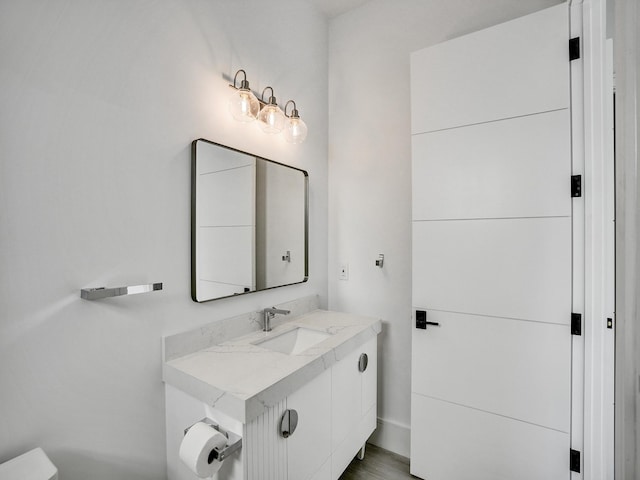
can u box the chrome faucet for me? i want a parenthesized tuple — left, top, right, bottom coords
(262, 307, 290, 332)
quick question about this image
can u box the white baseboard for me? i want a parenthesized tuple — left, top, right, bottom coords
(368, 417, 411, 458)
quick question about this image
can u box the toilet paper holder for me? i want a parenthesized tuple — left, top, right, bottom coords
(184, 418, 242, 462)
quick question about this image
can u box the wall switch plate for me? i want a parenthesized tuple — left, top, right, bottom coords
(339, 264, 349, 280)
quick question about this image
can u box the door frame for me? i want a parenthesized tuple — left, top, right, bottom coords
(569, 0, 615, 478)
(611, 0, 640, 477)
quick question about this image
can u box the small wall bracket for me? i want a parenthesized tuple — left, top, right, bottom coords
(375, 254, 384, 268)
(184, 418, 242, 462)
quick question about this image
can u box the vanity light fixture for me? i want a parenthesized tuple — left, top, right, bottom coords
(227, 69, 308, 143)
(257, 86, 285, 134)
(283, 100, 308, 144)
(228, 70, 260, 122)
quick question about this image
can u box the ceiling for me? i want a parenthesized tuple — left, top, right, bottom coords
(309, 0, 371, 18)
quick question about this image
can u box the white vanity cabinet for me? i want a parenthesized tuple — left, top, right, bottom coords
(163, 309, 381, 480)
(244, 337, 377, 480)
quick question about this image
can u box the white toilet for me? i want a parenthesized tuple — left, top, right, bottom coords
(0, 448, 58, 480)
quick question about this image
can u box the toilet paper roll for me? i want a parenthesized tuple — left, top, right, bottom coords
(179, 422, 228, 478)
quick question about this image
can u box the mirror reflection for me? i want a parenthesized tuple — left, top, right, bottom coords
(191, 139, 308, 302)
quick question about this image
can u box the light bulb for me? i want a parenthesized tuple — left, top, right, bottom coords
(284, 116, 308, 144)
(228, 88, 259, 122)
(257, 104, 285, 134)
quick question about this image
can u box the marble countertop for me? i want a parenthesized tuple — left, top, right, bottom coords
(162, 309, 382, 423)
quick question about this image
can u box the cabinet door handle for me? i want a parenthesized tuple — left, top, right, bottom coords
(358, 353, 369, 372)
(279, 409, 298, 438)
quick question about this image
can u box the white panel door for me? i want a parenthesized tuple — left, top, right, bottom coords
(411, 310, 571, 431)
(411, 4, 573, 480)
(412, 109, 571, 221)
(410, 4, 569, 134)
(412, 217, 571, 323)
(411, 395, 568, 480)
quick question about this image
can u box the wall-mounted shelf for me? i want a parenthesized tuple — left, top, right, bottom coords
(80, 283, 163, 300)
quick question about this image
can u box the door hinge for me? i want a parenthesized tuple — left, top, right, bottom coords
(571, 313, 582, 336)
(570, 449, 581, 473)
(569, 37, 580, 61)
(571, 175, 582, 198)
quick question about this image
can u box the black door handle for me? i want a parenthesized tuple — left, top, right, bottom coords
(416, 310, 440, 329)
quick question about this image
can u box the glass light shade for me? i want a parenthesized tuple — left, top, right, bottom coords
(228, 88, 260, 122)
(284, 116, 308, 144)
(257, 104, 285, 134)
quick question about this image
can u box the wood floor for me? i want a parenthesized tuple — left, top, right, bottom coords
(339, 443, 418, 480)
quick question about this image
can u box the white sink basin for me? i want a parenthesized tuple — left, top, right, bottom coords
(255, 327, 332, 355)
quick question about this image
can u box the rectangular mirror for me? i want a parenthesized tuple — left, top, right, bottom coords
(191, 139, 308, 302)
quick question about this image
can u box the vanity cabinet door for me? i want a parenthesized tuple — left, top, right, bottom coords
(360, 339, 377, 416)
(309, 458, 331, 480)
(331, 337, 378, 449)
(286, 368, 332, 480)
(331, 337, 378, 479)
(331, 346, 363, 451)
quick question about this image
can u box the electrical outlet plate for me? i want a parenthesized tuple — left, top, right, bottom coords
(339, 264, 349, 280)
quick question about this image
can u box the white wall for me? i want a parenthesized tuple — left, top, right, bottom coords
(327, 0, 563, 456)
(0, 1, 328, 479)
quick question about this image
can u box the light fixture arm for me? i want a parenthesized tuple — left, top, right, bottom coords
(284, 100, 300, 118)
(232, 69, 250, 90)
(261, 86, 278, 106)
